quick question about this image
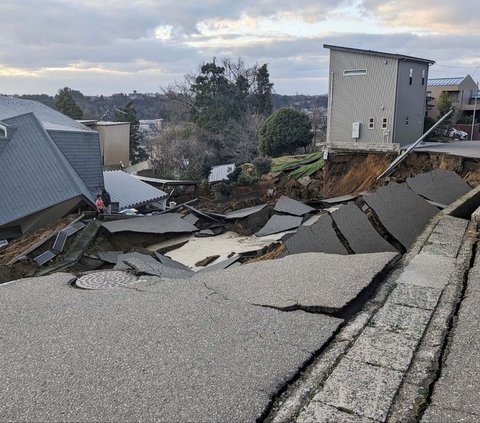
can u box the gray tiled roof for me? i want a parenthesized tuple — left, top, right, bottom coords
(103, 170, 168, 210)
(428, 77, 465, 87)
(0, 113, 93, 227)
(0, 96, 95, 132)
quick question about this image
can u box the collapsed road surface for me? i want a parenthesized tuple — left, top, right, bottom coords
(0, 252, 397, 422)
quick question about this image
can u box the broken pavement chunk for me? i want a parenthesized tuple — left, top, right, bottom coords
(284, 214, 348, 255)
(97, 250, 124, 264)
(406, 169, 471, 205)
(274, 195, 316, 216)
(197, 255, 240, 273)
(255, 215, 303, 237)
(363, 182, 438, 250)
(195, 255, 221, 267)
(124, 255, 194, 279)
(331, 203, 398, 254)
(101, 213, 198, 235)
(154, 252, 193, 273)
(225, 204, 267, 220)
(200, 252, 398, 314)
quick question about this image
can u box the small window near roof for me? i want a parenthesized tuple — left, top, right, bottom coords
(382, 118, 388, 129)
(405, 116, 409, 126)
(421, 70, 425, 85)
(344, 69, 367, 76)
(409, 69, 413, 85)
(368, 117, 374, 129)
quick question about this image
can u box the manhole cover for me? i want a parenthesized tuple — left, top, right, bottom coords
(75, 271, 137, 290)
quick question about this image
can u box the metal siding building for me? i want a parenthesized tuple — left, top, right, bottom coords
(325, 45, 434, 148)
(0, 96, 104, 198)
(0, 113, 93, 233)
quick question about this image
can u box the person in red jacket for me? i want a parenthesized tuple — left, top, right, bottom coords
(95, 194, 105, 217)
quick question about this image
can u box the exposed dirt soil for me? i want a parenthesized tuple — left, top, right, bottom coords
(0, 215, 78, 266)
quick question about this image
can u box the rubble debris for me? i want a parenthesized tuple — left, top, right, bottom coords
(75, 270, 137, 290)
(36, 220, 102, 276)
(274, 195, 316, 216)
(97, 251, 124, 264)
(283, 214, 348, 255)
(33, 251, 57, 266)
(114, 252, 155, 270)
(124, 255, 193, 279)
(225, 204, 267, 220)
(406, 169, 471, 206)
(182, 213, 200, 225)
(363, 182, 438, 250)
(331, 203, 398, 254)
(195, 255, 221, 267)
(154, 252, 193, 273)
(255, 215, 303, 237)
(102, 213, 198, 235)
(197, 255, 240, 273)
(201, 251, 398, 314)
(154, 240, 190, 255)
(184, 205, 221, 222)
(195, 226, 226, 237)
(317, 193, 359, 205)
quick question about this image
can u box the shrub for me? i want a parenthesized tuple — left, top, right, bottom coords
(252, 156, 272, 175)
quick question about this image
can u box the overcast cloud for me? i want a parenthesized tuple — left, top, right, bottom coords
(0, 0, 478, 95)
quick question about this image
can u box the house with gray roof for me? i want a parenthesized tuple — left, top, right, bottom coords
(427, 75, 478, 121)
(0, 96, 104, 197)
(324, 45, 435, 148)
(0, 112, 95, 235)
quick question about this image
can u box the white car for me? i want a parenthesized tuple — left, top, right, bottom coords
(450, 128, 468, 140)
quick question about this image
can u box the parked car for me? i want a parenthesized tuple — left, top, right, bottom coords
(450, 128, 468, 140)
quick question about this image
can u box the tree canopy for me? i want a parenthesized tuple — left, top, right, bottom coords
(437, 92, 453, 119)
(55, 87, 83, 119)
(113, 101, 148, 164)
(258, 108, 313, 157)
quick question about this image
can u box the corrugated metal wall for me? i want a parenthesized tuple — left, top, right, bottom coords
(49, 130, 104, 196)
(327, 50, 398, 144)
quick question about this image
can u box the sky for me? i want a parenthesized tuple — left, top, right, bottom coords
(0, 0, 479, 96)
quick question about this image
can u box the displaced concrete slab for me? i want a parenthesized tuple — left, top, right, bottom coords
(182, 213, 200, 225)
(396, 253, 456, 290)
(114, 252, 155, 270)
(255, 215, 303, 237)
(225, 204, 267, 219)
(154, 252, 193, 272)
(102, 213, 198, 235)
(274, 196, 315, 216)
(331, 203, 398, 254)
(363, 182, 438, 249)
(346, 326, 417, 372)
(318, 193, 359, 205)
(97, 250, 124, 264)
(0, 273, 342, 422)
(124, 255, 194, 279)
(311, 359, 404, 421)
(284, 214, 348, 255)
(406, 169, 471, 205)
(198, 255, 240, 273)
(199, 252, 398, 313)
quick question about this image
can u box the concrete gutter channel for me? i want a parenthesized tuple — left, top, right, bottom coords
(265, 185, 480, 423)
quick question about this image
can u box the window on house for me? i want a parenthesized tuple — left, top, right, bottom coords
(382, 118, 388, 129)
(409, 69, 413, 85)
(421, 70, 425, 85)
(405, 116, 409, 126)
(368, 118, 374, 129)
(343, 69, 367, 76)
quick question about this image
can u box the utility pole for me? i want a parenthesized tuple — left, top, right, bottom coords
(471, 84, 478, 141)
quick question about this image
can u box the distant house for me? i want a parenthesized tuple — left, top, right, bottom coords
(82, 121, 131, 167)
(324, 45, 435, 148)
(427, 75, 479, 120)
